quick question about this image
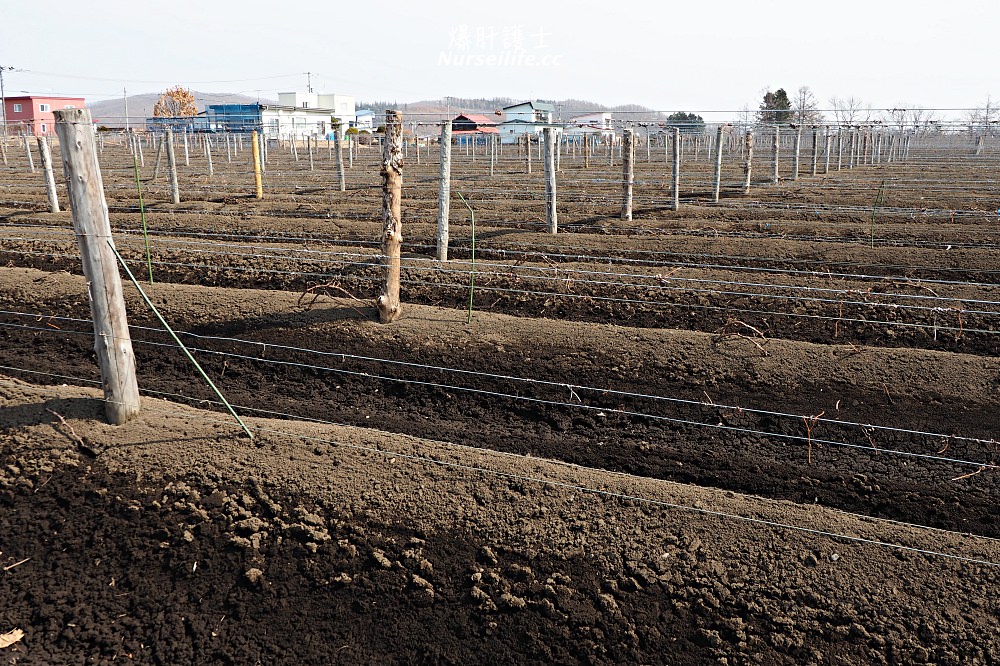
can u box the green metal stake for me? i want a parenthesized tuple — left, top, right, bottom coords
(132, 152, 154, 284)
(107, 239, 254, 440)
(457, 192, 476, 324)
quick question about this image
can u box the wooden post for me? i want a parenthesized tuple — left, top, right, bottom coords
(205, 137, 214, 176)
(622, 127, 634, 220)
(36, 135, 60, 213)
(671, 127, 681, 211)
(349, 135, 354, 169)
(334, 122, 346, 192)
(772, 126, 780, 183)
(525, 134, 532, 174)
(436, 121, 452, 261)
(53, 109, 141, 425)
(810, 127, 819, 176)
(824, 131, 832, 174)
(226, 134, 232, 163)
(136, 133, 144, 167)
(849, 129, 857, 169)
(791, 125, 802, 181)
(712, 124, 725, 202)
(150, 134, 164, 182)
(166, 127, 180, 204)
(251, 130, 263, 200)
(259, 132, 267, 174)
(543, 127, 558, 233)
(742, 130, 753, 195)
(837, 130, 844, 170)
(377, 110, 403, 324)
(183, 131, 189, 166)
(308, 135, 315, 171)
(584, 133, 590, 168)
(23, 135, 35, 172)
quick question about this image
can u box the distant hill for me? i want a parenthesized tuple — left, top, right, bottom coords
(88, 92, 275, 128)
(358, 97, 666, 134)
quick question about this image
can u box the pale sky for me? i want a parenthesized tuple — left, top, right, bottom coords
(3, 0, 997, 120)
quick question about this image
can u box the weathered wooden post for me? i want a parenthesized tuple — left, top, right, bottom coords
(543, 127, 558, 233)
(258, 131, 267, 174)
(824, 131, 832, 174)
(436, 120, 452, 261)
(712, 124, 725, 202)
(136, 132, 144, 167)
(378, 110, 403, 324)
(810, 127, 819, 176)
(36, 136, 60, 213)
(226, 134, 232, 163)
(791, 125, 802, 181)
(622, 127, 634, 220)
(251, 130, 263, 200)
(150, 134, 164, 181)
(848, 129, 857, 169)
(334, 122, 346, 191)
(584, 133, 590, 168)
(166, 127, 180, 204)
(349, 135, 354, 169)
(183, 131, 190, 167)
(742, 130, 754, 195)
(205, 137, 214, 176)
(308, 135, 315, 171)
(525, 134, 532, 174)
(23, 135, 35, 172)
(671, 127, 681, 211)
(772, 125, 780, 183)
(54, 109, 141, 425)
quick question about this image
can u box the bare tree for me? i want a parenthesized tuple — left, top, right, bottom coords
(793, 86, 824, 124)
(965, 96, 998, 138)
(829, 96, 872, 126)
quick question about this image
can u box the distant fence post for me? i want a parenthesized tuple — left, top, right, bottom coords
(251, 130, 263, 199)
(205, 137, 214, 176)
(334, 122, 346, 192)
(543, 127, 558, 233)
(308, 135, 315, 171)
(671, 127, 681, 211)
(378, 110, 403, 324)
(712, 124, 725, 202)
(166, 127, 180, 204)
(742, 130, 754, 195)
(584, 133, 590, 168)
(183, 130, 190, 167)
(54, 109, 141, 425)
(771, 125, 780, 183)
(436, 120, 452, 261)
(36, 136, 60, 213)
(824, 130, 832, 174)
(621, 127, 634, 220)
(791, 125, 802, 181)
(525, 134, 532, 174)
(150, 134, 164, 182)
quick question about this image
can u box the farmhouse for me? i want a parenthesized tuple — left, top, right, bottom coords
(2, 95, 85, 136)
(205, 91, 357, 140)
(563, 111, 614, 141)
(498, 101, 556, 144)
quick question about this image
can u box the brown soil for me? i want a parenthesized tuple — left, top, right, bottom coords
(1, 139, 999, 665)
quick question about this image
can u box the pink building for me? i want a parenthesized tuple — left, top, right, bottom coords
(3, 96, 86, 136)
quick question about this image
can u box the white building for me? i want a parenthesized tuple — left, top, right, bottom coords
(498, 101, 556, 144)
(353, 109, 375, 132)
(259, 92, 356, 140)
(564, 112, 614, 140)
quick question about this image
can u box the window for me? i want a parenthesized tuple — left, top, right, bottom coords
(40, 124, 47, 134)
(39, 104, 50, 112)
(12, 104, 21, 113)
(301, 102, 309, 108)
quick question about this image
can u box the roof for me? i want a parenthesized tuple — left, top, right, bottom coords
(356, 109, 375, 116)
(5, 95, 85, 101)
(454, 113, 498, 125)
(502, 101, 555, 112)
(453, 127, 500, 135)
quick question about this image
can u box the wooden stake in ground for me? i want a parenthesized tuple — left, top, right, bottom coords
(165, 127, 180, 204)
(251, 129, 263, 199)
(150, 134, 164, 182)
(54, 109, 141, 425)
(308, 135, 315, 171)
(334, 122, 346, 192)
(525, 134, 532, 174)
(205, 137, 214, 176)
(771, 125, 780, 183)
(182, 131, 189, 167)
(543, 127, 558, 233)
(671, 127, 681, 211)
(377, 110, 403, 324)
(23, 135, 35, 172)
(621, 127, 634, 220)
(791, 125, 802, 181)
(712, 124, 726, 203)
(436, 120, 452, 261)
(810, 127, 819, 176)
(742, 130, 754, 195)
(36, 135, 60, 213)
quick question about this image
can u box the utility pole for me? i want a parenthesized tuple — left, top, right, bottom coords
(306, 71, 313, 94)
(0, 65, 14, 145)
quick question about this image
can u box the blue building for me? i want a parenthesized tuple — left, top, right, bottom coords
(205, 104, 263, 133)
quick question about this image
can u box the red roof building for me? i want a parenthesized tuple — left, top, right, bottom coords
(451, 113, 500, 135)
(3, 96, 86, 137)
